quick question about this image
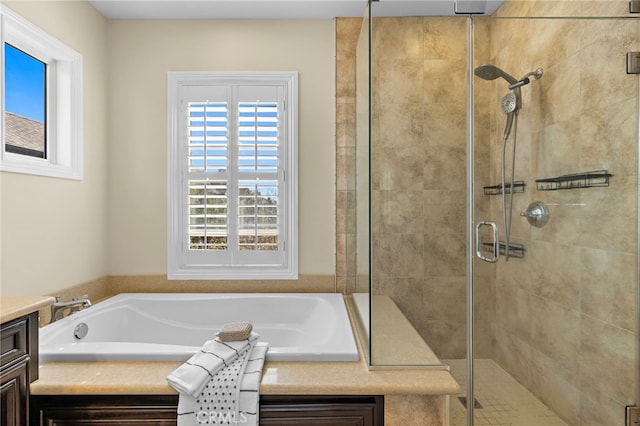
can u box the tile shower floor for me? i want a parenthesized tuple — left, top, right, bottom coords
(445, 359, 568, 426)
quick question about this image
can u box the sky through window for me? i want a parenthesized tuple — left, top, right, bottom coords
(4, 43, 46, 123)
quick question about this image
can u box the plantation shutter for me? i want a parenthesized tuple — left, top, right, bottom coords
(236, 85, 281, 264)
(187, 99, 229, 251)
(168, 71, 297, 280)
(182, 83, 285, 268)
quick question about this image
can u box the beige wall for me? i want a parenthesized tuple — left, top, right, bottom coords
(0, 1, 109, 296)
(107, 19, 336, 277)
(1, 9, 336, 296)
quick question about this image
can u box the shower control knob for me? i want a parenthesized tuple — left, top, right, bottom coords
(520, 201, 549, 228)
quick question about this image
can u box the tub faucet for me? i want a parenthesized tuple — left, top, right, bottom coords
(51, 294, 92, 322)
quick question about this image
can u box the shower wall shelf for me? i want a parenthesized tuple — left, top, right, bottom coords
(483, 181, 526, 196)
(536, 170, 612, 191)
(482, 241, 526, 258)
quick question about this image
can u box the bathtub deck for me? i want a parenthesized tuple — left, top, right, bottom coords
(32, 358, 459, 396)
(30, 295, 461, 425)
(32, 294, 459, 397)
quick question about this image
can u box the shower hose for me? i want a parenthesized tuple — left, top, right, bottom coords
(501, 110, 519, 261)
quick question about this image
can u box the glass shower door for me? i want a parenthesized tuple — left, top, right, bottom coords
(365, 8, 470, 369)
(347, 1, 639, 425)
(470, 8, 640, 425)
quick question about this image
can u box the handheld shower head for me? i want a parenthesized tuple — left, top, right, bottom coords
(501, 92, 517, 139)
(475, 64, 543, 263)
(501, 92, 517, 114)
(474, 64, 518, 85)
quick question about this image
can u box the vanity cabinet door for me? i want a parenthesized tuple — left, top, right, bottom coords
(1, 360, 28, 426)
(31, 395, 179, 425)
(1, 313, 36, 426)
(260, 396, 384, 426)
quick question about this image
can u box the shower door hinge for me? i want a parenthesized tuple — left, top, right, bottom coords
(626, 405, 640, 426)
(454, 0, 487, 14)
(630, 0, 640, 13)
(626, 52, 640, 74)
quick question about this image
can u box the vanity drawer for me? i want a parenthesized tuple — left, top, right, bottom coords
(0, 317, 28, 368)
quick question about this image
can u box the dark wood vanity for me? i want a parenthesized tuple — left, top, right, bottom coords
(31, 394, 383, 425)
(1, 311, 39, 426)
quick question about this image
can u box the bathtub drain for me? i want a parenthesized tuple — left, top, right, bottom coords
(458, 396, 483, 409)
(74, 323, 89, 340)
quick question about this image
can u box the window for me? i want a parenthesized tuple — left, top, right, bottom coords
(0, 5, 83, 180)
(167, 72, 298, 279)
(4, 43, 46, 158)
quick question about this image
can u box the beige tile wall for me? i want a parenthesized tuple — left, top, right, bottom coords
(106, 275, 336, 294)
(336, 18, 361, 295)
(337, 6, 639, 425)
(485, 11, 639, 426)
(370, 17, 470, 361)
(336, 16, 494, 360)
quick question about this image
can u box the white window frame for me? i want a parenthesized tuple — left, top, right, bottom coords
(167, 71, 298, 280)
(0, 5, 83, 180)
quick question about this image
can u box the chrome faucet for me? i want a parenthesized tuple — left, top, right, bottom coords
(51, 294, 92, 322)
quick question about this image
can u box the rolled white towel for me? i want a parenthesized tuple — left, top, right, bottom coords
(167, 332, 259, 397)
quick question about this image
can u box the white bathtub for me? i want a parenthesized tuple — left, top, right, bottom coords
(39, 293, 359, 362)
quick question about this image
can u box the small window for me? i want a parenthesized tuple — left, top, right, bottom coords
(167, 71, 298, 280)
(4, 43, 46, 158)
(1, 5, 83, 180)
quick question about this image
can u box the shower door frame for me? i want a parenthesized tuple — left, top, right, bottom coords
(465, 16, 476, 426)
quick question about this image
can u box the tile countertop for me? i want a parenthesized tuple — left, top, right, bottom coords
(30, 295, 461, 397)
(0, 296, 56, 324)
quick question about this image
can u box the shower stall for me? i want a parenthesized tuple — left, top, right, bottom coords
(337, 0, 640, 424)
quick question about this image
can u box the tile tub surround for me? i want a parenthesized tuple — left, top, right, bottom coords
(106, 274, 337, 294)
(31, 294, 460, 425)
(36, 274, 337, 325)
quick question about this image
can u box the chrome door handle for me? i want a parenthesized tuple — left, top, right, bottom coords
(476, 221, 499, 263)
